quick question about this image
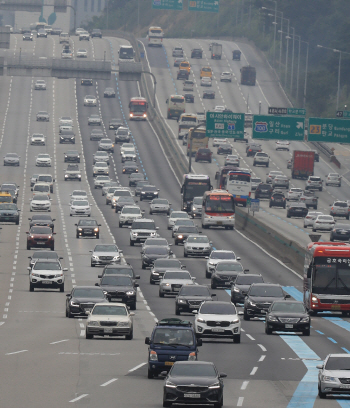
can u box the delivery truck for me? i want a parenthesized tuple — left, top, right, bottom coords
(240, 66, 256, 86)
(291, 150, 315, 179)
(211, 43, 222, 60)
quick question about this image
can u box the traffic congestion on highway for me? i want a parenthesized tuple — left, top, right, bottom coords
(1, 23, 350, 408)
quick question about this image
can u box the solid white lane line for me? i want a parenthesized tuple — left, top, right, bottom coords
(80, 330, 85, 337)
(259, 355, 266, 362)
(50, 339, 69, 345)
(100, 378, 118, 387)
(128, 362, 147, 372)
(69, 394, 88, 403)
(246, 334, 255, 341)
(250, 367, 258, 375)
(0, 322, 4, 326)
(241, 381, 249, 390)
(6, 350, 28, 355)
(258, 344, 267, 352)
(237, 397, 244, 406)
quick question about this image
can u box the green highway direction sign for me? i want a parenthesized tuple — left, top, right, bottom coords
(308, 117, 350, 143)
(268, 107, 306, 116)
(152, 0, 183, 10)
(252, 115, 305, 141)
(188, 0, 219, 12)
(206, 111, 245, 138)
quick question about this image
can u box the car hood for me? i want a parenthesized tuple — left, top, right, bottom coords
(88, 315, 130, 323)
(100, 285, 135, 291)
(161, 279, 194, 285)
(29, 233, 52, 238)
(0, 210, 18, 214)
(178, 295, 212, 302)
(132, 229, 156, 233)
(214, 271, 240, 277)
(198, 313, 238, 321)
(72, 296, 107, 304)
(31, 200, 50, 204)
(322, 369, 350, 378)
(93, 251, 120, 257)
(186, 243, 210, 248)
(143, 254, 169, 260)
(268, 312, 308, 319)
(249, 295, 285, 303)
(170, 376, 218, 386)
(235, 284, 252, 292)
(31, 268, 61, 274)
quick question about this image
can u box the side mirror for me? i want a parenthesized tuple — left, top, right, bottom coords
(134, 283, 139, 287)
(66, 293, 70, 297)
(191, 277, 196, 281)
(219, 373, 227, 379)
(145, 337, 150, 345)
(74, 224, 77, 226)
(98, 274, 102, 278)
(156, 227, 159, 230)
(236, 257, 241, 261)
(244, 269, 250, 273)
(98, 224, 101, 226)
(135, 275, 140, 279)
(85, 311, 91, 315)
(27, 267, 31, 270)
(197, 338, 203, 346)
(129, 312, 135, 316)
(63, 268, 68, 271)
(192, 310, 198, 314)
(89, 250, 93, 252)
(95, 283, 99, 286)
(285, 294, 291, 299)
(316, 364, 323, 369)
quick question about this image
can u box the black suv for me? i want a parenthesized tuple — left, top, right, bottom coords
(191, 48, 202, 58)
(244, 283, 290, 320)
(98, 263, 140, 287)
(232, 50, 241, 60)
(75, 219, 101, 238)
(177, 69, 189, 80)
(255, 183, 273, 199)
(175, 284, 214, 314)
(91, 29, 102, 38)
(287, 202, 308, 218)
(59, 130, 75, 144)
(269, 190, 286, 208)
(184, 93, 194, 103)
(96, 275, 138, 310)
(231, 273, 264, 304)
(64, 150, 80, 162)
(29, 214, 55, 231)
(246, 144, 262, 157)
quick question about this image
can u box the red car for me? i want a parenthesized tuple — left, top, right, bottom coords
(27, 226, 55, 250)
(195, 148, 212, 163)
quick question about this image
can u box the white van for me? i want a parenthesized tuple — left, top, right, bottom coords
(32, 182, 50, 196)
(166, 95, 185, 120)
(183, 80, 194, 92)
(178, 113, 198, 139)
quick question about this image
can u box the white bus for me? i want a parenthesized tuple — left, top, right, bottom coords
(147, 26, 164, 47)
(226, 169, 252, 207)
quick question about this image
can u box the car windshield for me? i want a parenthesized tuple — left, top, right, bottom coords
(335, 224, 350, 230)
(30, 227, 51, 234)
(95, 152, 108, 156)
(187, 236, 209, 244)
(318, 216, 333, 221)
(171, 363, 216, 377)
(132, 221, 156, 230)
(34, 262, 60, 270)
(78, 220, 98, 226)
(216, 262, 243, 272)
(31, 215, 51, 220)
(249, 286, 284, 297)
(193, 197, 202, 205)
(271, 302, 305, 313)
(164, 272, 191, 280)
(72, 191, 86, 196)
(101, 276, 132, 286)
(179, 286, 210, 296)
(38, 176, 52, 182)
(72, 288, 104, 298)
(32, 251, 57, 259)
(144, 238, 167, 246)
(143, 186, 157, 192)
(72, 200, 89, 206)
(100, 139, 111, 143)
(236, 275, 264, 285)
(122, 207, 140, 214)
(96, 163, 108, 168)
(67, 165, 79, 170)
(178, 226, 197, 233)
(0, 204, 17, 210)
(152, 199, 168, 204)
(210, 251, 235, 260)
(94, 245, 118, 252)
(104, 268, 133, 277)
(171, 212, 188, 219)
(153, 328, 194, 346)
(334, 202, 348, 207)
(325, 357, 350, 371)
(200, 302, 237, 315)
(34, 185, 49, 192)
(145, 247, 168, 255)
(174, 220, 193, 226)
(33, 195, 49, 201)
(154, 259, 181, 268)
(92, 305, 127, 316)
(114, 191, 132, 197)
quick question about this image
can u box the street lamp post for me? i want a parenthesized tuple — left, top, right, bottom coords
(303, 41, 309, 109)
(290, 27, 295, 92)
(285, 20, 290, 88)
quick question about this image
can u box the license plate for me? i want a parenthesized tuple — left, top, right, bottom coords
(173, 288, 180, 292)
(85, 231, 92, 234)
(285, 324, 293, 328)
(4, 217, 10, 220)
(165, 362, 174, 366)
(340, 385, 350, 389)
(42, 280, 52, 284)
(184, 394, 200, 398)
(260, 310, 267, 314)
(331, 304, 341, 310)
(212, 328, 224, 332)
(104, 328, 113, 333)
(36, 242, 46, 245)
(85, 309, 92, 313)
(217, 221, 222, 225)
(111, 298, 122, 302)
(225, 282, 231, 285)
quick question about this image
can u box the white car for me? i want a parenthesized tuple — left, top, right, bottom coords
(30, 133, 45, 145)
(84, 95, 97, 106)
(34, 80, 46, 90)
(167, 211, 189, 230)
(275, 140, 290, 151)
(119, 205, 143, 227)
(75, 27, 85, 36)
(79, 31, 90, 41)
(196, 112, 206, 122)
(330, 201, 350, 219)
(312, 215, 335, 232)
(184, 234, 212, 257)
(326, 173, 342, 187)
(93, 161, 109, 177)
(85, 303, 134, 340)
(98, 138, 114, 153)
(93, 151, 110, 164)
(251, 177, 262, 191)
(88, 114, 102, 126)
(32, 182, 50, 196)
(120, 143, 136, 156)
(121, 152, 137, 163)
(94, 175, 111, 188)
(59, 116, 73, 126)
(225, 154, 240, 166)
(287, 188, 303, 201)
(205, 249, 239, 278)
(304, 211, 324, 228)
(64, 164, 82, 181)
(306, 176, 323, 191)
(35, 153, 51, 167)
(220, 72, 232, 82)
(111, 188, 133, 209)
(194, 301, 241, 343)
(30, 194, 51, 212)
(76, 48, 88, 58)
(201, 77, 212, 87)
(213, 138, 228, 147)
(70, 190, 88, 203)
(214, 106, 225, 112)
(253, 152, 269, 167)
(29, 259, 67, 292)
(266, 170, 284, 184)
(159, 270, 196, 297)
(70, 199, 91, 216)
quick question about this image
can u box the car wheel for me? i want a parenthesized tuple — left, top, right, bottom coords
(60, 284, 64, 292)
(265, 325, 272, 334)
(184, 252, 188, 257)
(76, 233, 79, 238)
(91, 262, 95, 267)
(205, 270, 211, 279)
(303, 328, 310, 336)
(130, 240, 134, 246)
(96, 234, 99, 239)
(142, 263, 145, 270)
(287, 214, 291, 218)
(86, 331, 93, 339)
(27, 243, 31, 250)
(211, 281, 216, 289)
(253, 162, 256, 166)
(148, 369, 154, 379)
(29, 283, 34, 292)
(243, 309, 250, 321)
(233, 334, 241, 344)
(214, 397, 223, 408)
(319, 188, 323, 191)
(175, 306, 180, 315)
(318, 386, 327, 399)
(125, 330, 133, 340)
(159, 291, 164, 298)
(150, 278, 154, 285)
(163, 400, 171, 408)
(312, 228, 316, 232)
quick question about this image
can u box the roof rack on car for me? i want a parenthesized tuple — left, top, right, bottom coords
(156, 318, 192, 327)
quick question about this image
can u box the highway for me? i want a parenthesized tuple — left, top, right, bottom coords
(0, 32, 349, 408)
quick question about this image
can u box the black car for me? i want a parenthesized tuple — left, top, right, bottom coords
(114, 196, 135, 213)
(232, 50, 241, 60)
(65, 286, 108, 318)
(184, 93, 194, 103)
(162, 361, 226, 408)
(29, 214, 55, 231)
(90, 129, 104, 141)
(91, 29, 102, 38)
(75, 219, 101, 238)
(96, 275, 138, 309)
(255, 183, 273, 199)
(115, 127, 130, 143)
(175, 284, 214, 315)
(150, 258, 183, 284)
(217, 143, 232, 155)
(140, 185, 159, 201)
(177, 69, 189, 80)
(98, 263, 140, 287)
(64, 150, 80, 162)
(109, 118, 123, 130)
(211, 260, 245, 289)
(59, 130, 75, 144)
(231, 273, 264, 304)
(135, 180, 150, 196)
(191, 48, 203, 58)
(142, 246, 172, 269)
(269, 191, 286, 208)
(0, 203, 20, 224)
(244, 283, 290, 320)
(122, 163, 139, 174)
(203, 90, 215, 99)
(174, 225, 199, 245)
(81, 78, 93, 86)
(246, 144, 262, 157)
(28, 250, 63, 268)
(103, 87, 115, 97)
(287, 202, 308, 218)
(330, 223, 350, 241)
(265, 300, 310, 336)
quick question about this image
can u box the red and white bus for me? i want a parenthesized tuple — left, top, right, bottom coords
(129, 97, 148, 121)
(201, 189, 235, 230)
(304, 242, 350, 315)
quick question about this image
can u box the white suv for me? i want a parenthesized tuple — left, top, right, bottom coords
(253, 152, 269, 167)
(326, 173, 342, 187)
(220, 72, 232, 82)
(118, 205, 143, 227)
(29, 259, 67, 292)
(129, 219, 159, 246)
(306, 176, 323, 191)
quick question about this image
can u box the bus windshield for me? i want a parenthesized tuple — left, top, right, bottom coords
(205, 195, 234, 213)
(130, 103, 147, 113)
(228, 173, 251, 183)
(312, 258, 350, 295)
(119, 47, 134, 60)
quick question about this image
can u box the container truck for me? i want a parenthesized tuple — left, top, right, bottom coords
(240, 66, 256, 86)
(291, 150, 315, 179)
(211, 43, 222, 60)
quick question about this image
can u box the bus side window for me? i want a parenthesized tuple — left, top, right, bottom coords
(307, 265, 312, 279)
(180, 186, 183, 193)
(128, 103, 131, 109)
(215, 172, 219, 180)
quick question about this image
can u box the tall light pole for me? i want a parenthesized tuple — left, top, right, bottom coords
(290, 27, 295, 92)
(261, 4, 277, 68)
(303, 41, 309, 109)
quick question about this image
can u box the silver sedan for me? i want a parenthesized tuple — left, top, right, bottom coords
(149, 198, 171, 215)
(159, 270, 196, 297)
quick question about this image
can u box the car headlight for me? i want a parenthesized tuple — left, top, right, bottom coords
(87, 321, 99, 326)
(197, 318, 206, 323)
(233, 287, 240, 293)
(322, 375, 337, 382)
(150, 232, 156, 237)
(209, 382, 221, 389)
(268, 316, 278, 322)
(149, 350, 158, 361)
(32, 273, 40, 277)
(164, 283, 170, 287)
(54, 274, 63, 278)
(132, 232, 138, 237)
(177, 235, 183, 239)
(165, 381, 176, 388)
(231, 319, 239, 324)
(112, 256, 120, 261)
(126, 291, 135, 296)
(103, 291, 108, 295)
(178, 299, 187, 304)
(311, 295, 318, 302)
(78, 228, 82, 231)
(92, 255, 99, 260)
(300, 317, 310, 323)
(151, 271, 159, 276)
(70, 301, 79, 306)
(118, 321, 129, 327)
(248, 300, 256, 307)
(94, 228, 99, 232)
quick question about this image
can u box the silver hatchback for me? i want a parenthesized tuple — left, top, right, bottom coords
(330, 201, 350, 219)
(317, 354, 350, 399)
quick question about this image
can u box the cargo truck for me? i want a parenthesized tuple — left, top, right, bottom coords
(240, 66, 256, 86)
(291, 150, 315, 179)
(211, 43, 222, 60)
